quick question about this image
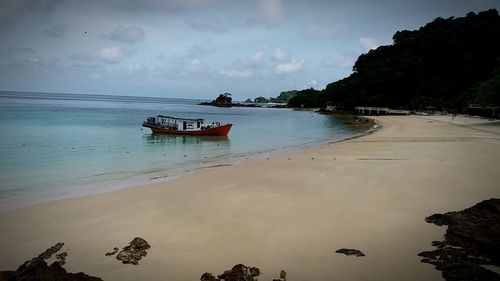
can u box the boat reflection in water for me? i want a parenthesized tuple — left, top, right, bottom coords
(142, 133, 232, 166)
(143, 134, 231, 146)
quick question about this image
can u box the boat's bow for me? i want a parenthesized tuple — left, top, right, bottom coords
(208, 124, 232, 136)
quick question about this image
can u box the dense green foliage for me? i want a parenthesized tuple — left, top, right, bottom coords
(287, 88, 325, 107)
(254, 96, 270, 103)
(272, 90, 298, 103)
(290, 9, 500, 111)
(214, 92, 232, 105)
(467, 71, 500, 106)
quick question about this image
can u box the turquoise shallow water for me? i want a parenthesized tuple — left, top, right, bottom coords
(0, 91, 370, 210)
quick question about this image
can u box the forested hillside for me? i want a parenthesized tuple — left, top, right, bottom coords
(289, 9, 500, 111)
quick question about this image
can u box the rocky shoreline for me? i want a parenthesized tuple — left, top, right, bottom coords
(2, 198, 499, 280)
(419, 198, 500, 281)
(0, 243, 102, 281)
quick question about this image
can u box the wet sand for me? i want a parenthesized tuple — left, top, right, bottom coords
(1, 115, 499, 281)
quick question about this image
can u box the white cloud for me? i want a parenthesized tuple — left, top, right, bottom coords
(359, 37, 379, 51)
(272, 48, 287, 62)
(102, 25, 145, 44)
(244, 51, 264, 67)
(70, 47, 135, 64)
(322, 52, 356, 68)
(125, 63, 152, 78)
(96, 47, 130, 63)
(220, 50, 265, 78)
(164, 41, 217, 77)
(184, 59, 204, 74)
(306, 80, 317, 88)
(168, 56, 209, 76)
(219, 69, 253, 78)
(274, 59, 305, 75)
(222, 50, 305, 77)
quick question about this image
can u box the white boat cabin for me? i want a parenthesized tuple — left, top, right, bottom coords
(144, 115, 221, 131)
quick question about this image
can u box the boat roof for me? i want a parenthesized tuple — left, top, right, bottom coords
(154, 115, 204, 122)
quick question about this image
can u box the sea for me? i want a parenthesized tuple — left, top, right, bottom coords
(0, 91, 371, 210)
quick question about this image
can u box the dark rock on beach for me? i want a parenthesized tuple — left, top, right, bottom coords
(105, 247, 119, 257)
(335, 248, 365, 257)
(0, 243, 102, 281)
(115, 237, 151, 265)
(200, 264, 285, 281)
(37, 242, 64, 260)
(419, 198, 500, 281)
(55, 252, 68, 265)
(272, 270, 287, 281)
(200, 272, 218, 281)
(218, 264, 260, 281)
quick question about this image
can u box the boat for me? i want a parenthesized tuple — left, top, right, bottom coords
(142, 115, 232, 136)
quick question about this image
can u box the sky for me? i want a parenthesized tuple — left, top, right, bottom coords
(1, 0, 500, 100)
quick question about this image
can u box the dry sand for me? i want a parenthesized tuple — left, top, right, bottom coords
(1, 115, 499, 281)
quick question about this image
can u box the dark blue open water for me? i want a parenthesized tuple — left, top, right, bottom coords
(0, 91, 370, 210)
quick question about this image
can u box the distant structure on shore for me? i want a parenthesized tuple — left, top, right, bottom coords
(354, 107, 410, 115)
(467, 104, 499, 119)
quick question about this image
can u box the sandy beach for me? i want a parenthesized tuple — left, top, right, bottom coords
(1, 115, 499, 281)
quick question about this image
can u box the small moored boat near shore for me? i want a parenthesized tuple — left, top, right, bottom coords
(142, 115, 232, 136)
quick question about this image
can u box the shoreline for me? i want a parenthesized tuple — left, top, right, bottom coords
(1, 115, 499, 281)
(0, 117, 375, 213)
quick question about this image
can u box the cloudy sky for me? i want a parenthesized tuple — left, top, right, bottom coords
(1, 0, 499, 100)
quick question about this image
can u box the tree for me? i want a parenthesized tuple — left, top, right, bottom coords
(254, 96, 269, 103)
(321, 9, 500, 111)
(469, 72, 500, 106)
(288, 88, 326, 108)
(275, 90, 298, 103)
(214, 92, 232, 106)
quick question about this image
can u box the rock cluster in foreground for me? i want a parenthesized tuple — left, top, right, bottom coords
(419, 198, 500, 281)
(105, 237, 151, 265)
(0, 243, 102, 281)
(200, 264, 287, 281)
(335, 248, 365, 257)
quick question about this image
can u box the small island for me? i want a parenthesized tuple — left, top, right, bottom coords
(199, 91, 296, 108)
(199, 92, 263, 107)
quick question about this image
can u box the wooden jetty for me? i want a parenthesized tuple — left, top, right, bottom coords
(355, 107, 410, 115)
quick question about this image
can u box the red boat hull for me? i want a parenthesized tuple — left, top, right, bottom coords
(143, 124, 232, 136)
